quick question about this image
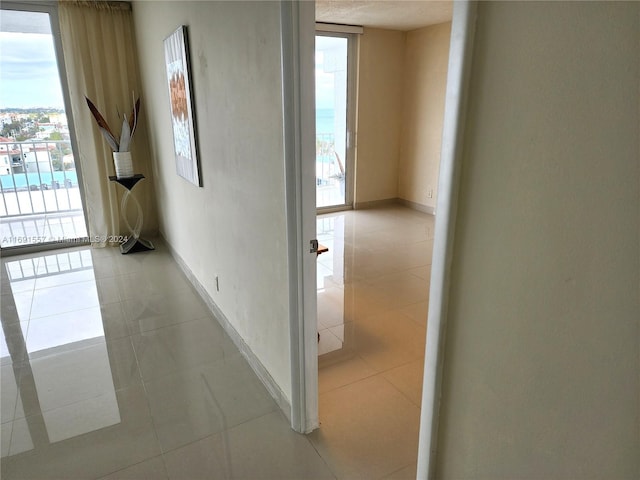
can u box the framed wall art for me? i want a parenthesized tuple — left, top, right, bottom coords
(164, 25, 201, 186)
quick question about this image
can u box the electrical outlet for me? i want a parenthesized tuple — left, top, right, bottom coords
(215, 276, 220, 292)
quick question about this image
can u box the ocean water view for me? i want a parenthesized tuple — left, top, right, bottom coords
(316, 108, 335, 134)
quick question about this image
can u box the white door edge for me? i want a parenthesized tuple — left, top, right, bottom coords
(280, 0, 319, 434)
(417, 1, 478, 478)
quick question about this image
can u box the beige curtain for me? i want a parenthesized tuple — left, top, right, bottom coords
(58, 0, 156, 247)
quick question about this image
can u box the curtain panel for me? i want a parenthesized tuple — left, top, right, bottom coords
(58, 0, 156, 247)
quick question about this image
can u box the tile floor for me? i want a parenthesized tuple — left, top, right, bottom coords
(314, 206, 433, 479)
(0, 205, 434, 479)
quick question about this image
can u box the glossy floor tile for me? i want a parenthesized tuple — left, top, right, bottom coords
(316, 205, 434, 478)
(1, 205, 433, 479)
(309, 376, 421, 480)
(0, 243, 330, 479)
(163, 412, 335, 480)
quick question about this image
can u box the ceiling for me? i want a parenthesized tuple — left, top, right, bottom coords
(316, 0, 453, 32)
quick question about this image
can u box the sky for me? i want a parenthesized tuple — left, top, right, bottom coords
(0, 31, 64, 109)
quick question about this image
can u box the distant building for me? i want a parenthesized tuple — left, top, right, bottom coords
(0, 153, 10, 175)
(24, 146, 54, 173)
(62, 153, 75, 170)
(48, 113, 67, 125)
(0, 136, 24, 174)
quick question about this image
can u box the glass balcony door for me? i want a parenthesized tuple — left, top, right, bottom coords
(315, 33, 356, 211)
(0, 6, 88, 250)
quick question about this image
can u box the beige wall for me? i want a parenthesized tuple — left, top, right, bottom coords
(399, 22, 451, 212)
(132, 1, 292, 403)
(435, 2, 639, 477)
(354, 24, 451, 209)
(354, 28, 404, 205)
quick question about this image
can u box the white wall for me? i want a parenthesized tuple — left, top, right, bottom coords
(399, 22, 451, 212)
(434, 2, 639, 477)
(132, 1, 293, 404)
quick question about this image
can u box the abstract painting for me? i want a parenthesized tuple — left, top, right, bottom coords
(164, 25, 200, 186)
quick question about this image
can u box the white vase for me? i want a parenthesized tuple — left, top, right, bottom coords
(113, 151, 134, 178)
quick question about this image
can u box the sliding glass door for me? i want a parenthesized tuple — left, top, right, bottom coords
(315, 32, 356, 211)
(0, 5, 88, 250)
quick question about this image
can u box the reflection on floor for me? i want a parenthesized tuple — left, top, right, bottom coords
(1, 211, 87, 248)
(1, 243, 331, 479)
(0, 205, 433, 479)
(314, 205, 434, 479)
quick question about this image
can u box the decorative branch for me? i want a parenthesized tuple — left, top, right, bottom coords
(129, 97, 140, 137)
(85, 96, 140, 152)
(119, 115, 131, 152)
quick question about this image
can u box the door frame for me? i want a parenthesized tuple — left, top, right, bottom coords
(280, 0, 318, 434)
(416, 2, 477, 477)
(284, 3, 478, 479)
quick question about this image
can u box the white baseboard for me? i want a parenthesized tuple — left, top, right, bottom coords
(353, 197, 436, 215)
(353, 197, 398, 210)
(160, 234, 292, 423)
(397, 198, 436, 215)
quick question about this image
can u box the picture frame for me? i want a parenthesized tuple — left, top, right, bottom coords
(164, 25, 201, 186)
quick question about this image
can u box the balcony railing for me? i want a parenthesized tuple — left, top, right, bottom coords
(316, 133, 340, 186)
(0, 140, 82, 217)
(316, 133, 346, 207)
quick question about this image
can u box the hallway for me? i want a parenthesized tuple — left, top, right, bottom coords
(1, 205, 433, 479)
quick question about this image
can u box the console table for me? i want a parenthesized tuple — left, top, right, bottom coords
(109, 174, 155, 254)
